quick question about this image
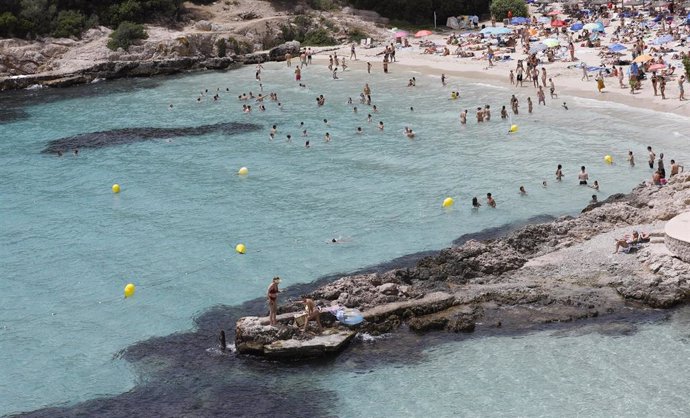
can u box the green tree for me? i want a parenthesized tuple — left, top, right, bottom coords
(683, 55, 690, 78)
(0, 12, 19, 37)
(19, 0, 57, 36)
(53, 9, 86, 38)
(107, 20, 147, 51)
(215, 37, 226, 57)
(490, 0, 528, 20)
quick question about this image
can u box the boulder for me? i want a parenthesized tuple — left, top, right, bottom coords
(269, 41, 301, 61)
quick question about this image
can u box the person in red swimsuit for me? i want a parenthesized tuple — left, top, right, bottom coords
(267, 277, 281, 326)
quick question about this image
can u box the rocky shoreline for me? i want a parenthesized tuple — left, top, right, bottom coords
(0, 40, 300, 91)
(236, 175, 690, 358)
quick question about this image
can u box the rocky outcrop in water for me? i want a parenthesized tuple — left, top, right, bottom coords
(236, 174, 690, 358)
(41, 122, 262, 153)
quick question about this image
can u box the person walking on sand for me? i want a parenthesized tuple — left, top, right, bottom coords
(537, 86, 546, 105)
(527, 97, 533, 113)
(679, 75, 686, 101)
(660, 76, 666, 99)
(595, 72, 605, 93)
(509, 70, 515, 85)
(267, 277, 281, 326)
(541, 67, 547, 87)
(651, 73, 658, 96)
(581, 62, 589, 81)
(549, 78, 557, 98)
(618, 67, 625, 88)
(350, 43, 357, 60)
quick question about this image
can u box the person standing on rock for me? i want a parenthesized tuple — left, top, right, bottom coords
(267, 277, 281, 326)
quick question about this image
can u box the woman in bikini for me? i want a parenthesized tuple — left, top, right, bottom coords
(267, 277, 281, 326)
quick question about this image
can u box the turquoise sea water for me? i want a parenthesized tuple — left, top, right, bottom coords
(2, 62, 690, 416)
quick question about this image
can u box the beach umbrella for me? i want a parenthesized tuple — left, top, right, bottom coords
(551, 19, 567, 27)
(650, 34, 673, 45)
(480, 27, 513, 35)
(570, 22, 584, 31)
(529, 43, 548, 53)
(633, 54, 653, 63)
(583, 22, 605, 32)
(414, 30, 433, 37)
(394, 30, 409, 38)
(537, 16, 551, 23)
(648, 63, 667, 71)
(547, 10, 561, 16)
(542, 38, 560, 47)
(608, 43, 627, 52)
(511, 16, 529, 25)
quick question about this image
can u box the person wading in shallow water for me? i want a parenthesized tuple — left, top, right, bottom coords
(267, 277, 281, 326)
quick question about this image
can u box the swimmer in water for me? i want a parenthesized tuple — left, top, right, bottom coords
(286, 134, 292, 143)
(472, 197, 481, 209)
(168, 103, 173, 110)
(270, 125, 277, 135)
(562, 102, 568, 110)
(324, 132, 331, 142)
(628, 151, 635, 167)
(372, 105, 378, 113)
(486, 193, 496, 208)
(356, 127, 363, 134)
(269, 133, 275, 141)
(460, 110, 467, 124)
(378, 121, 384, 130)
(404, 127, 415, 138)
(367, 114, 372, 123)
(556, 164, 564, 181)
(302, 129, 308, 137)
(323, 119, 329, 126)
(410, 107, 414, 112)
(353, 106, 358, 113)
(519, 186, 527, 195)
(305, 140, 310, 148)
(74, 148, 79, 155)
(542, 180, 547, 187)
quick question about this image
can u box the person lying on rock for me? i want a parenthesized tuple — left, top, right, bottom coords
(613, 231, 649, 253)
(302, 297, 323, 334)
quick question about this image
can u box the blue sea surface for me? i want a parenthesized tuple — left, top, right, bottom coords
(1, 62, 690, 416)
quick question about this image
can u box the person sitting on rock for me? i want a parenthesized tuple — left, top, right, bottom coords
(302, 297, 322, 333)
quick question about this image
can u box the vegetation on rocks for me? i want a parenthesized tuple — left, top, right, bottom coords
(0, 0, 209, 39)
(107, 21, 148, 51)
(347, 0, 490, 25)
(490, 0, 529, 19)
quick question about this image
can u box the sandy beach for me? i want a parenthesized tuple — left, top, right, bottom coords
(315, 5, 690, 118)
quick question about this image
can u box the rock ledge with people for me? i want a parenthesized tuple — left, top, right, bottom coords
(235, 173, 690, 359)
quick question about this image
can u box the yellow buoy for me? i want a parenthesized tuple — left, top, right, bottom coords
(124, 283, 135, 298)
(509, 125, 518, 133)
(238, 167, 249, 176)
(112, 184, 121, 193)
(442, 197, 454, 208)
(604, 155, 613, 164)
(235, 243, 246, 254)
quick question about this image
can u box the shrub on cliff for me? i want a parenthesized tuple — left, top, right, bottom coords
(53, 10, 87, 38)
(107, 21, 148, 51)
(0, 12, 19, 37)
(684, 56, 690, 78)
(490, 0, 528, 19)
(215, 37, 227, 57)
(303, 28, 336, 46)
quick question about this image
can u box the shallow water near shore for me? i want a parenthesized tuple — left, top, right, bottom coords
(2, 62, 690, 416)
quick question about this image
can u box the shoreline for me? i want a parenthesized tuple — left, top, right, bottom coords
(311, 45, 690, 119)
